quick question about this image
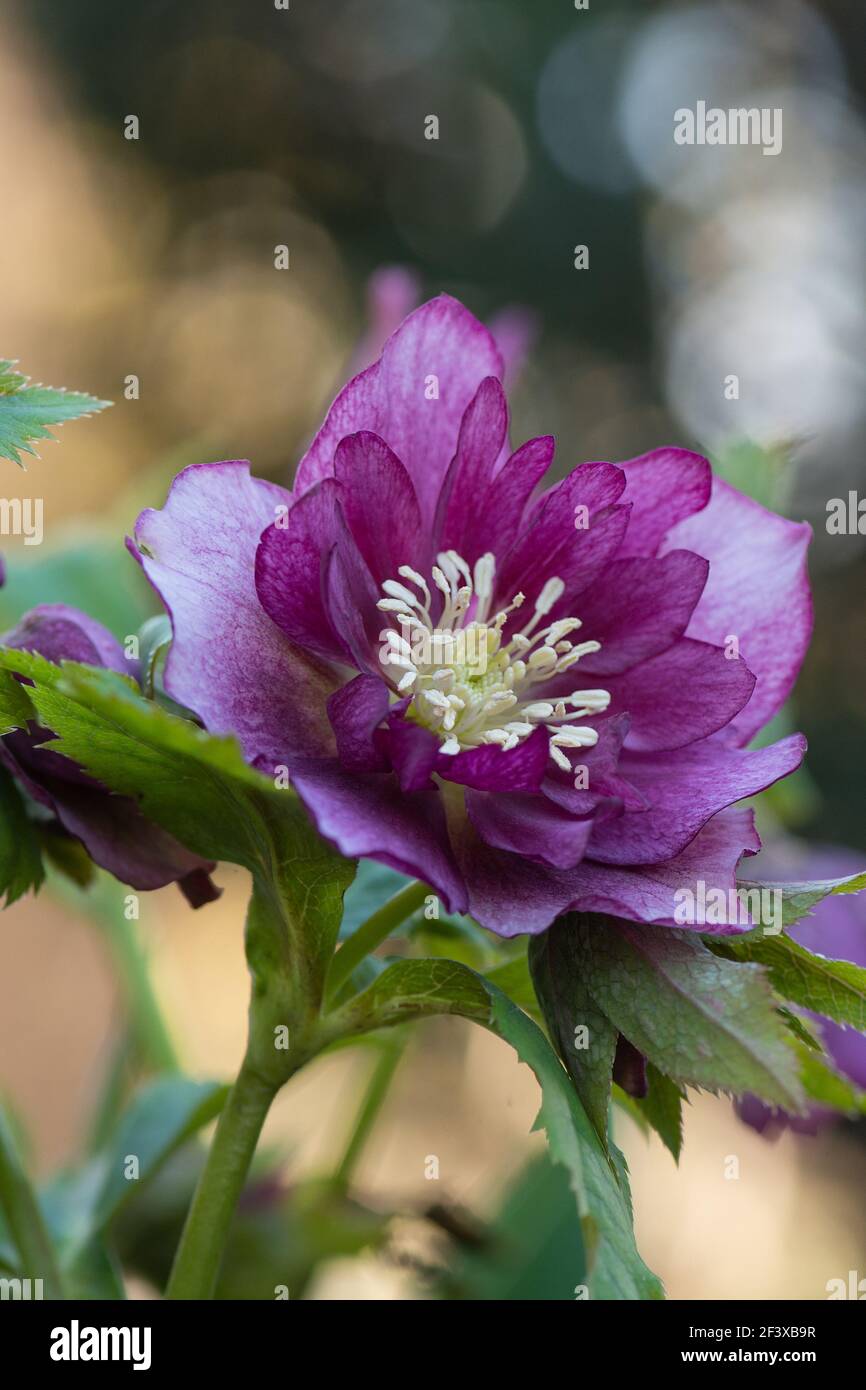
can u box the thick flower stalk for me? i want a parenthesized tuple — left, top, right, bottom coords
(128, 295, 811, 936)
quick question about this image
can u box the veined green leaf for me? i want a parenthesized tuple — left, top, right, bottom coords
(529, 927, 619, 1145)
(328, 957, 663, 1300)
(568, 915, 803, 1111)
(0, 650, 355, 1003)
(635, 1065, 686, 1162)
(710, 928, 866, 1033)
(0, 360, 111, 468)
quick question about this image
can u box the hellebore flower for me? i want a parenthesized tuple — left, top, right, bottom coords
(128, 295, 811, 936)
(1, 604, 219, 907)
(738, 846, 866, 1137)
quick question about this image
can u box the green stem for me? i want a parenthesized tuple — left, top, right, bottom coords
(50, 869, 179, 1074)
(325, 880, 429, 1004)
(334, 1035, 406, 1189)
(103, 908, 179, 1074)
(0, 1106, 66, 1299)
(168, 879, 425, 1298)
(165, 1055, 279, 1300)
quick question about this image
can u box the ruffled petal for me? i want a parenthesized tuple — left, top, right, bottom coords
(541, 714, 645, 816)
(436, 727, 549, 792)
(587, 732, 806, 865)
(334, 431, 424, 585)
(327, 675, 390, 773)
(469, 434, 554, 560)
(573, 551, 708, 676)
(3, 604, 128, 675)
(601, 638, 755, 752)
(466, 789, 594, 870)
(616, 448, 712, 557)
(255, 478, 349, 665)
(295, 295, 504, 527)
(661, 477, 812, 743)
(322, 520, 383, 674)
(453, 804, 759, 937)
(495, 462, 629, 620)
(130, 461, 337, 763)
(290, 758, 467, 914)
(386, 709, 440, 792)
(437, 377, 509, 562)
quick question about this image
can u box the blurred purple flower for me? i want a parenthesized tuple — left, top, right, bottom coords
(1, 604, 219, 907)
(349, 266, 537, 386)
(129, 295, 811, 937)
(738, 846, 866, 1137)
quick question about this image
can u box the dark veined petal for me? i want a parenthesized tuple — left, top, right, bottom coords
(587, 732, 806, 865)
(451, 805, 759, 937)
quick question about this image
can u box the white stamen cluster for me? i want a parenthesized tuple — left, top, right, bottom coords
(377, 549, 610, 772)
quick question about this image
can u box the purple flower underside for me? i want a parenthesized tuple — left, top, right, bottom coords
(0, 604, 219, 907)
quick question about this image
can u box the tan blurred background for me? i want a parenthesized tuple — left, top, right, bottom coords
(1, 0, 865, 1299)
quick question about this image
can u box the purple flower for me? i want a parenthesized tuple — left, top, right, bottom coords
(1, 604, 219, 907)
(738, 847, 866, 1136)
(128, 296, 811, 936)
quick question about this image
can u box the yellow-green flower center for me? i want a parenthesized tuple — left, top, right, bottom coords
(376, 548, 610, 771)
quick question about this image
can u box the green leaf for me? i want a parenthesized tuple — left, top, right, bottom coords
(568, 914, 804, 1111)
(329, 958, 663, 1299)
(0, 764, 44, 905)
(0, 360, 111, 468)
(529, 927, 619, 1145)
(777, 1006, 822, 1050)
(0, 650, 355, 1009)
(65, 1236, 127, 1300)
(32, 1077, 227, 1296)
(636, 1065, 686, 1162)
(710, 928, 866, 1033)
(0, 666, 36, 733)
(483, 951, 540, 1016)
(438, 1151, 587, 1301)
(795, 1042, 866, 1115)
(736, 871, 866, 932)
(340, 859, 410, 939)
(94, 1076, 227, 1226)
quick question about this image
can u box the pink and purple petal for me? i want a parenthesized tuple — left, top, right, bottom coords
(455, 805, 759, 937)
(616, 448, 712, 558)
(131, 461, 338, 764)
(587, 732, 806, 865)
(661, 477, 812, 744)
(290, 758, 467, 914)
(295, 295, 504, 528)
(574, 550, 708, 676)
(601, 638, 756, 752)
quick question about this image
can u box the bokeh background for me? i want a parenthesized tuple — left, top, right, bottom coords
(1, 0, 865, 1299)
